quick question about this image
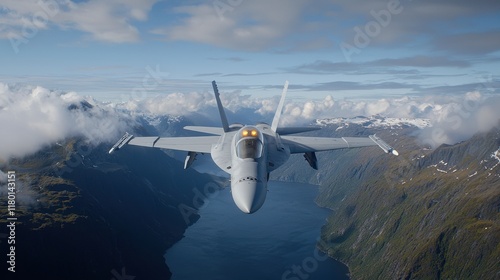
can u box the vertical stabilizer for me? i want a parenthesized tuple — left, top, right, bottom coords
(212, 80, 230, 132)
(271, 81, 289, 132)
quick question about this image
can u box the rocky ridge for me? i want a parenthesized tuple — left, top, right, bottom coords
(272, 118, 500, 279)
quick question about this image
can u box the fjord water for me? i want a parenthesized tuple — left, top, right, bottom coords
(164, 181, 349, 280)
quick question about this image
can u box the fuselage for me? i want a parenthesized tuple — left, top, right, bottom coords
(211, 124, 290, 213)
(109, 80, 397, 215)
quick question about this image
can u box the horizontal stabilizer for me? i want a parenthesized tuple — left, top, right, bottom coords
(276, 126, 321, 135)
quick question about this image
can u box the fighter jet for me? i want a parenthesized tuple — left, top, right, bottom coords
(109, 81, 398, 214)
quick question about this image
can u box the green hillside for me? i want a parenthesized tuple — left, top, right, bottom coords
(319, 131, 500, 279)
(274, 124, 500, 279)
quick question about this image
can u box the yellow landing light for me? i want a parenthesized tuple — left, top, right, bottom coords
(241, 129, 259, 137)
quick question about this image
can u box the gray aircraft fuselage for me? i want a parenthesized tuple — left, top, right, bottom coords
(109, 80, 398, 214)
(211, 124, 290, 213)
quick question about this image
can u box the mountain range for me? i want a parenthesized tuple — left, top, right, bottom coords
(273, 117, 500, 279)
(1, 107, 498, 279)
(0, 132, 220, 279)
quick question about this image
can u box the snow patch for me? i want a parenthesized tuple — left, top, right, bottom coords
(490, 147, 500, 170)
(316, 115, 431, 129)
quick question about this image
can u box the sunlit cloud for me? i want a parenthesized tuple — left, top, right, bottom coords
(1, 83, 499, 162)
(0, 83, 133, 162)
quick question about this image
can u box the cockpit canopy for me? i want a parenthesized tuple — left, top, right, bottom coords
(235, 126, 264, 159)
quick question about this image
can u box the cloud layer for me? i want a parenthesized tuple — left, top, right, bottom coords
(153, 0, 500, 53)
(1, 0, 498, 62)
(1, 0, 158, 43)
(120, 86, 500, 148)
(0, 83, 132, 162)
(152, 0, 312, 51)
(1, 83, 499, 162)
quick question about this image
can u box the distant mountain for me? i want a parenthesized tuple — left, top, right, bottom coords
(0, 138, 220, 280)
(272, 118, 500, 279)
(136, 114, 192, 136)
(3, 100, 498, 280)
(316, 115, 432, 130)
(270, 116, 420, 184)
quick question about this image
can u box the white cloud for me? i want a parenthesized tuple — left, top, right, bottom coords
(0, 83, 133, 162)
(0, 0, 158, 42)
(146, 0, 500, 54)
(2, 0, 498, 54)
(123, 91, 215, 115)
(120, 89, 270, 117)
(125, 89, 500, 149)
(366, 99, 390, 115)
(2, 83, 499, 162)
(330, 0, 500, 48)
(152, 0, 310, 51)
(407, 92, 500, 148)
(265, 92, 500, 148)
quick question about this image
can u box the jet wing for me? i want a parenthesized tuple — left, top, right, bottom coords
(183, 126, 224, 135)
(109, 132, 220, 154)
(281, 135, 398, 155)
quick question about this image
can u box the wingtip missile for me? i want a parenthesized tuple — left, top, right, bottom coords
(369, 134, 398, 156)
(109, 132, 134, 154)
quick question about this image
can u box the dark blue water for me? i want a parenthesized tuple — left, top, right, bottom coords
(164, 181, 350, 280)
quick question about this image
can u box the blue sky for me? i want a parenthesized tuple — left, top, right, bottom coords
(1, 0, 499, 102)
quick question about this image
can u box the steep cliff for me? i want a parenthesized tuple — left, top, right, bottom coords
(273, 120, 500, 279)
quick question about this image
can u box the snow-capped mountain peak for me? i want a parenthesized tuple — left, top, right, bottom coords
(316, 115, 431, 130)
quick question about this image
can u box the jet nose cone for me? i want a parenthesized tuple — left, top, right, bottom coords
(231, 179, 267, 214)
(239, 203, 254, 214)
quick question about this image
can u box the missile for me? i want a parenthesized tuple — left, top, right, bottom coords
(109, 132, 134, 154)
(369, 135, 399, 156)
